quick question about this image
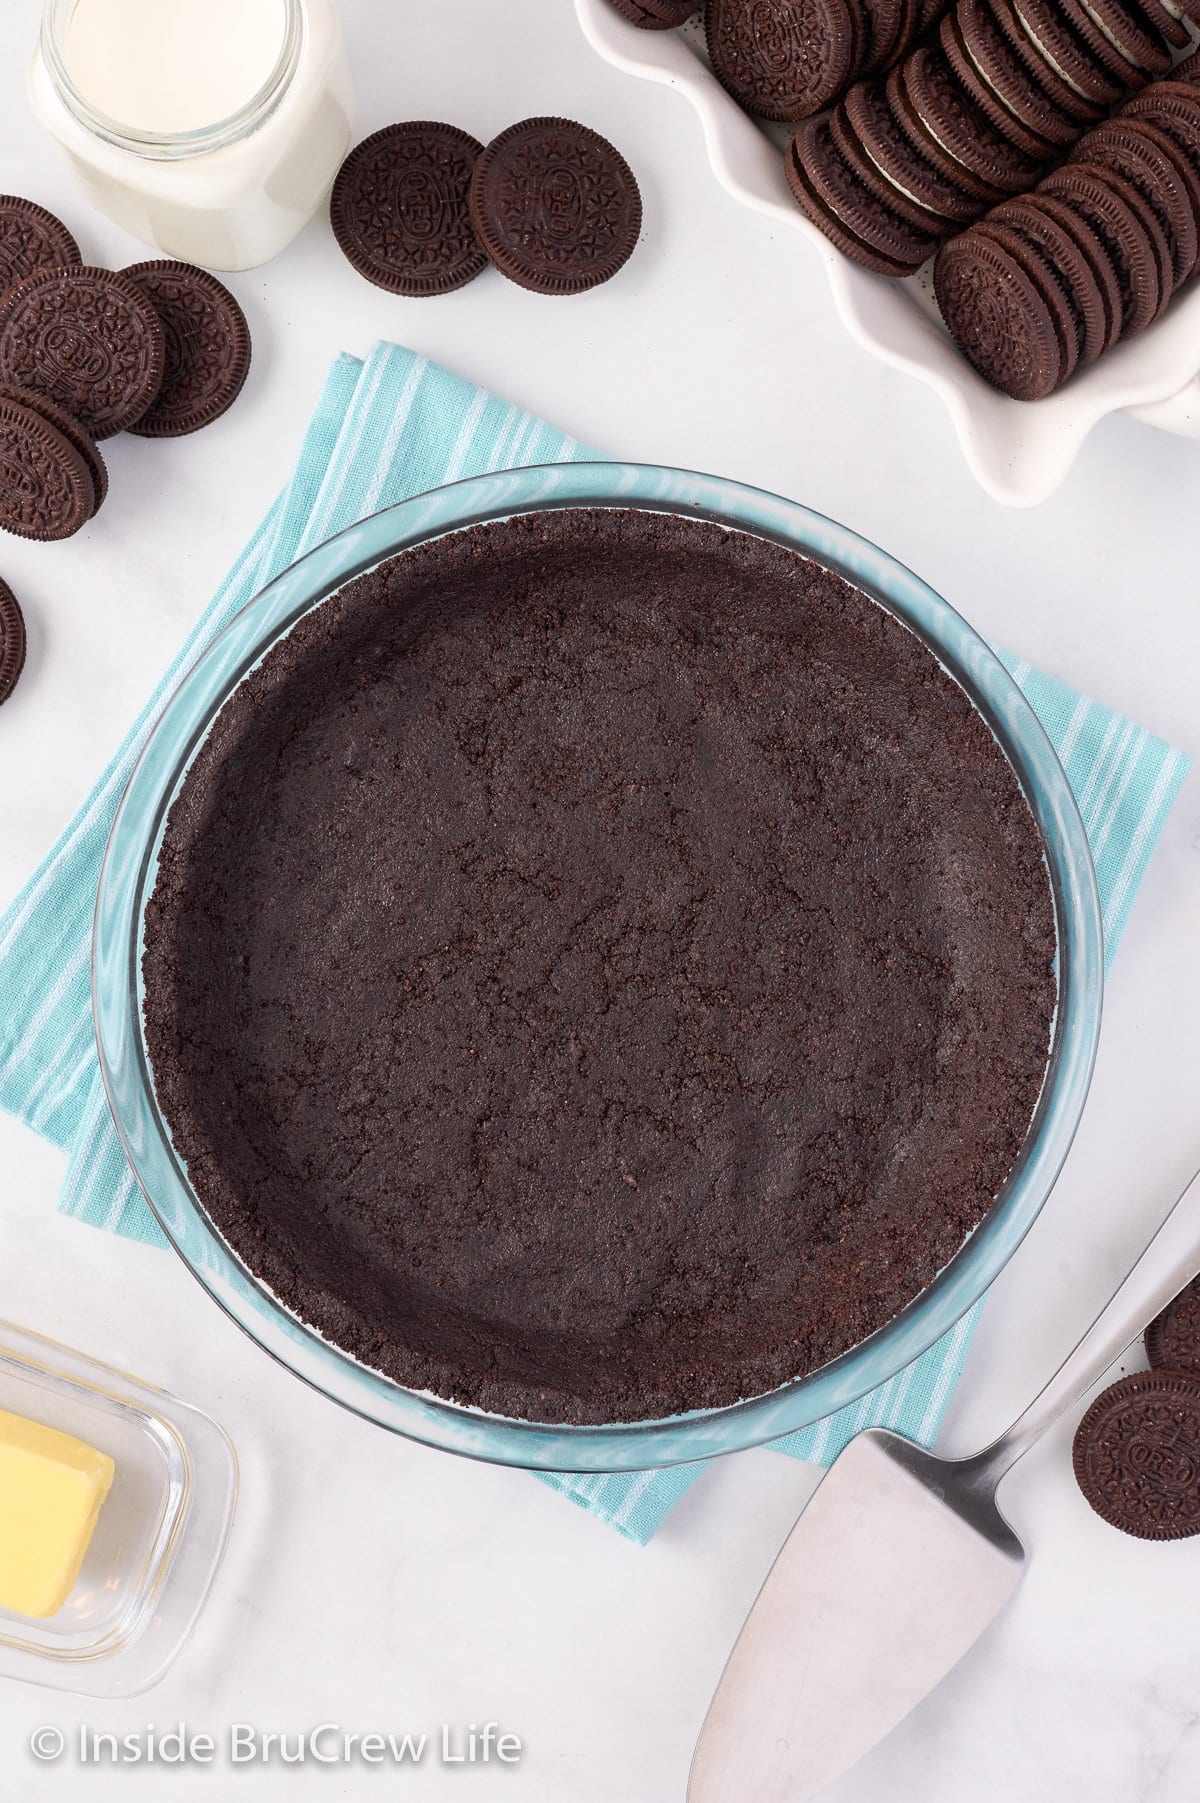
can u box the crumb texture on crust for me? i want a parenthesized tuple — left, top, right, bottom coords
(143, 508, 1057, 1424)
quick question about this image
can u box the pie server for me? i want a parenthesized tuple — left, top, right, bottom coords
(688, 1164, 1200, 1803)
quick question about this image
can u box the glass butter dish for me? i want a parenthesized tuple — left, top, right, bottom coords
(0, 1321, 237, 1696)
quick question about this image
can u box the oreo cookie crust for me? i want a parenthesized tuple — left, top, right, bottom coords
(0, 265, 163, 440)
(0, 197, 80, 296)
(469, 118, 641, 296)
(142, 508, 1057, 1425)
(1074, 1372, 1200, 1540)
(330, 123, 488, 298)
(121, 262, 252, 437)
(0, 577, 26, 704)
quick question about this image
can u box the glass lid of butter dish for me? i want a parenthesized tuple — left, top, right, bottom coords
(0, 1321, 236, 1696)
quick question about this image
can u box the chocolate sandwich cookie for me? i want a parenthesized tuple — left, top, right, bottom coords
(934, 227, 1066, 397)
(0, 265, 163, 441)
(1073, 0, 1173, 76)
(1134, 0, 1191, 48)
(788, 116, 942, 272)
(984, 196, 1110, 362)
(0, 382, 105, 517)
(1032, 190, 1124, 352)
(829, 102, 955, 235)
(1147, 1276, 1200, 1373)
(1122, 82, 1200, 182)
(1073, 1371, 1200, 1540)
(1026, 0, 1150, 92)
(0, 197, 80, 297)
(0, 393, 94, 541)
(1039, 164, 1163, 334)
(1073, 120, 1198, 288)
(985, 0, 1109, 125)
(954, 0, 1084, 149)
(863, 0, 905, 70)
(469, 118, 641, 296)
(705, 0, 859, 120)
(844, 79, 985, 227)
(938, 9, 1060, 158)
(972, 216, 1082, 377)
(606, 0, 695, 22)
(0, 578, 25, 704)
(999, 0, 1127, 106)
(121, 262, 252, 436)
(1174, 46, 1200, 78)
(330, 123, 488, 298)
(1087, 161, 1173, 314)
(1128, 117, 1200, 265)
(898, 47, 1043, 199)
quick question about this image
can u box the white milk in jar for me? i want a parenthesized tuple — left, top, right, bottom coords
(28, 0, 354, 270)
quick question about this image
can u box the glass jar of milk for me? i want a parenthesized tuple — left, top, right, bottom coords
(29, 0, 354, 271)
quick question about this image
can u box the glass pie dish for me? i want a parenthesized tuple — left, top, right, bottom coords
(93, 462, 1104, 1472)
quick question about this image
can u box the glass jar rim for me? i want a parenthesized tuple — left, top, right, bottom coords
(39, 0, 303, 161)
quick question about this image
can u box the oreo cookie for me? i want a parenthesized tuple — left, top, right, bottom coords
(1073, 1371, 1200, 1540)
(706, 0, 859, 120)
(469, 118, 641, 296)
(844, 78, 986, 226)
(986, 0, 1109, 125)
(972, 215, 1082, 377)
(0, 265, 164, 441)
(997, 0, 1125, 108)
(829, 102, 956, 235)
(985, 196, 1109, 362)
(1018, 0, 1148, 95)
(1073, 119, 1198, 288)
(934, 226, 1066, 397)
(1033, 190, 1124, 352)
(1146, 1275, 1200, 1374)
(938, 10, 1060, 159)
(1122, 81, 1200, 181)
(121, 262, 252, 436)
(0, 382, 105, 518)
(606, 0, 695, 21)
(954, 0, 1090, 151)
(0, 392, 94, 541)
(1079, 0, 1174, 74)
(330, 122, 488, 298)
(0, 577, 26, 705)
(786, 119, 939, 272)
(0, 197, 80, 297)
(896, 48, 1041, 201)
(1039, 163, 1163, 335)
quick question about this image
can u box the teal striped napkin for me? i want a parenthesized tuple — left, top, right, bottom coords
(1, 341, 1189, 1544)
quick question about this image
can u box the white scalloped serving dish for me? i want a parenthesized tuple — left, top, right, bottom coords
(576, 0, 1200, 505)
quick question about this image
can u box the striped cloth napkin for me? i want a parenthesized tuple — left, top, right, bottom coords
(0, 341, 1189, 1544)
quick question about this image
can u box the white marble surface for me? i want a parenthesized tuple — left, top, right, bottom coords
(2, 2, 1200, 1798)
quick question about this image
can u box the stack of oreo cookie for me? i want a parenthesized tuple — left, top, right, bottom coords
(0, 194, 251, 542)
(606, 0, 950, 119)
(936, 77, 1200, 396)
(784, 0, 1186, 274)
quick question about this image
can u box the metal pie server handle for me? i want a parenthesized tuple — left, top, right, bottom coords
(965, 1163, 1200, 1491)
